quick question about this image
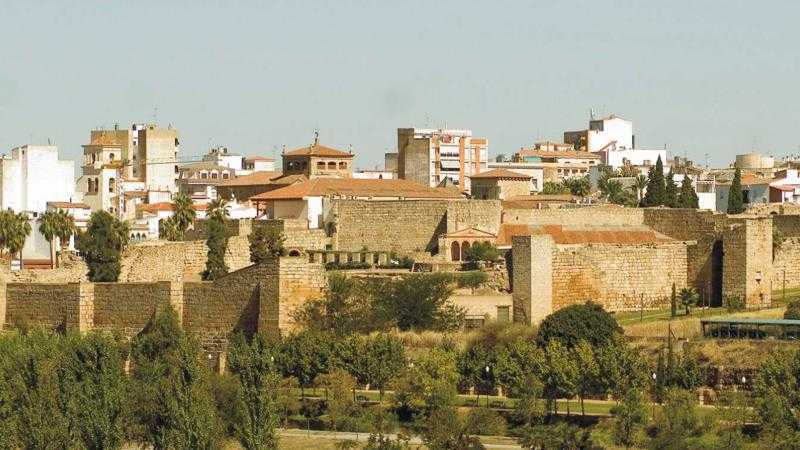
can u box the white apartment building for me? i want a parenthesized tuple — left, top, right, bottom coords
(397, 128, 488, 193)
(564, 114, 634, 152)
(0, 145, 75, 216)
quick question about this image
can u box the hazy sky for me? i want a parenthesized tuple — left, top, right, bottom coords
(1, 1, 799, 169)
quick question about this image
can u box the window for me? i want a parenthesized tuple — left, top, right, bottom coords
(339, 162, 347, 169)
(109, 153, 115, 161)
(497, 306, 510, 323)
(108, 178, 116, 193)
(211, 172, 218, 179)
(200, 172, 208, 179)
(327, 161, 337, 169)
(222, 173, 229, 179)
(317, 161, 326, 169)
(743, 189, 751, 204)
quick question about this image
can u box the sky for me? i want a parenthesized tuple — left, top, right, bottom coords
(1, 0, 799, 170)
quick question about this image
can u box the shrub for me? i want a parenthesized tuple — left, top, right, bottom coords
(453, 271, 488, 289)
(785, 300, 800, 320)
(248, 226, 286, 264)
(325, 261, 371, 271)
(536, 302, 622, 349)
(724, 295, 746, 312)
(464, 242, 501, 263)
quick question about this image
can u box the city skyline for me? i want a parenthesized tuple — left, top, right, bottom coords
(2, 1, 800, 168)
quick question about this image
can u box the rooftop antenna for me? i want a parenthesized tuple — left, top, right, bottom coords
(281, 144, 286, 155)
(313, 129, 319, 145)
(152, 107, 158, 124)
(590, 108, 595, 120)
(348, 144, 353, 155)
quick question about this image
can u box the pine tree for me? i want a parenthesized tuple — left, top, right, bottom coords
(727, 168, 745, 214)
(642, 156, 666, 207)
(664, 170, 679, 208)
(677, 175, 700, 209)
(202, 215, 229, 280)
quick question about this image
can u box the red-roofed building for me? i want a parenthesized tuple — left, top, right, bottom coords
(251, 178, 462, 229)
(470, 169, 532, 200)
(281, 133, 354, 179)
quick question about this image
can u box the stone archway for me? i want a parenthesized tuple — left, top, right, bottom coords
(451, 241, 460, 261)
(711, 240, 724, 307)
(461, 241, 471, 261)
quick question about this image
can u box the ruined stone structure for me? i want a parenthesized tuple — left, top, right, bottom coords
(512, 206, 800, 324)
(329, 199, 501, 254)
(0, 256, 326, 363)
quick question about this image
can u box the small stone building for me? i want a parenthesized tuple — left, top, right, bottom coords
(282, 136, 354, 179)
(470, 169, 531, 200)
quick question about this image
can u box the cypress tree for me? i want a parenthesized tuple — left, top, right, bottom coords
(76, 210, 129, 282)
(642, 156, 666, 206)
(727, 168, 745, 214)
(202, 215, 229, 280)
(677, 175, 699, 208)
(664, 170, 679, 208)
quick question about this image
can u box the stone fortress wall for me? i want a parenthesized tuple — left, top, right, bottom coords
(0, 257, 326, 362)
(329, 199, 502, 254)
(513, 206, 800, 324)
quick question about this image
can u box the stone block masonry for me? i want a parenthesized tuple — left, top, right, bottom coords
(0, 257, 326, 359)
(330, 199, 501, 254)
(512, 235, 688, 324)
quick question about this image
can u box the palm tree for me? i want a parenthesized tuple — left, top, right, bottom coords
(0, 209, 32, 268)
(679, 287, 699, 316)
(39, 209, 77, 267)
(633, 175, 648, 203)
(171, 192, 196, 237)
(207, 198, 230, 222)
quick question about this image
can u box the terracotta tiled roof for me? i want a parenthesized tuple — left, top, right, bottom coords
(217, 171, 284, 186)
(47, 201, 90, 209)
(245, 155, 275, 161)
(717, 174, 774, 186)
(470, 169, 531, 180)
(138, 202, 208, 213)
(772, 184, 797, 192)
(517, 149, 601, 160)
(495, 223, 673, 247)
(284, 143, 353, 158)
(251, 178, 463, 201)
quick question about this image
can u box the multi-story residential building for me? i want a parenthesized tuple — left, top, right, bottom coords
(282, 135, 353, 179)
(397, 128, 488, 193)
(0, 145, 75, 216)
(77, 123, 179, 217)
(203, 146, 244, 172)
(515, 148, 601, 182)
(176, 162, 236, 203)
(564, 114, 634, 152)
(137, 124, 179, 192)
(243, 156, 275, 173)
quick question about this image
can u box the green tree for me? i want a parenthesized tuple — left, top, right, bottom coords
(76, 210, 129, 282)
(420, 407, 485, 450)
(633, 174, 648, 204)
(360, 334, 406, 398)
(563, 176, 591, 197)
(536, 302, 622, 349)
(597, 335, 648, 399)
(518, 422, 593, 450)
(642, 156, 666, 206)
(159, 216, 181, 241)
(172, 193, 196, 237)
(202, 213, 229, 280)
(785, 299, 800, 320)
(129, 305, 222, 449)
(0, 209, 32, 267)
(279, 330, 335, 390)
(677, 175, 700, 208)
(664, 170, 679, 208)
(574, 340, 601, 416)
(207, 197, 230, 221)
(60, 332, 128, 450)
(541, 181, 569, 195)
(38, 209, 76, 266)
(314, 369, 361, 431)
(650, 388, 703, 449)
(670, 283, 678, 318)
(463, 242, 501, 263)
(495, 338, 545, 399)
(375, 274, 463, 331)
(294, 273, 378, 334)
(679, 287, 699, 315)
(248, 226, 286, 263)
(542, 340, 577, 415)
(227, 333, 282, 450)
(727, 168, 745, 214)
(392, 347, 459, 418)
(753, 348, 800, 441)
(610, 388, 647, 449)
